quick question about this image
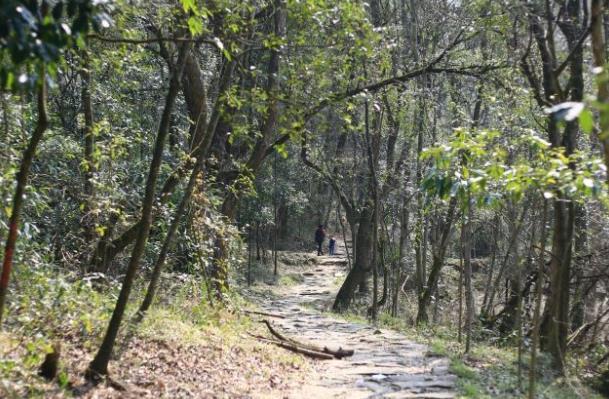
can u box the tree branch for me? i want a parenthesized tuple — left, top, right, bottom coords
(300, 131, 355, 219)
(87, 34, 223, 51)
(554, 24, 591, 77)
(264, 63, 504, 158)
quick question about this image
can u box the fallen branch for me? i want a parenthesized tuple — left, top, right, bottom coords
(249, 333, 334, 360)
(242, 309, 286, 319)
(262, 319, 354, 359)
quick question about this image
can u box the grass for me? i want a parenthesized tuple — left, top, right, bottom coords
(278, 273, 304, 286)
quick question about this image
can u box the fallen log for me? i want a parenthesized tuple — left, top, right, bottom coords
(249, 333, 334, 360)
(262, 319, 354, 359)
(242, 309, 286, 319)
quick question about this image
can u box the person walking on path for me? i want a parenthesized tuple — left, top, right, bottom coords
(329, 236, 336, 256)
(315, 225, 326, 256)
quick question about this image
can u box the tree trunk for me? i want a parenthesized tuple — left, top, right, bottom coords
(416, 198, 456, 324)
(137, 166, 203, 317)
(591, 0, 609, 183)
(529, 200, 548, 399)
(570, 204, 588, 330)
(540, 199, 575, 370)
(81, 52, 96, 244)
(86, 43, 189, 379)
(337, 204, 352, 269)
(462, 199, 474, 353)
(210, 0, 286, 297)
(363, 87, 380, 322)
(481, 213, 500, 318)
(333, 207, 374, 312)
(537, 1, 582, 370)
(393, 202, 409, 317)
(0, 72, 48, 326)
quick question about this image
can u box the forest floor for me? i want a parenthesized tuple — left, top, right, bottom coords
(242, 247, 457, 399)
(0, 266, 309, 398)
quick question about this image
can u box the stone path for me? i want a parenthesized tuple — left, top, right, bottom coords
(251, 247, 457, 399)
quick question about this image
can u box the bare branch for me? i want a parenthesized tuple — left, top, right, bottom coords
(87, 34, 223, 51)
(554, 24, 592, 77)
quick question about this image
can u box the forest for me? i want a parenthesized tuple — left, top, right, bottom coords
(2, 0, 609, 398)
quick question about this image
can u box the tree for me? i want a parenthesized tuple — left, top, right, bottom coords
(0, 0, 109, 326)
(86, 39, 190, 379)
(519, 0, 586, 369)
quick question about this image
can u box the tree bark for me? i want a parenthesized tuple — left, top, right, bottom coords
(81, 52, 96, 244)
(462, 198, 474, 353)
(0, 71, 48, 326)
(538, 2, 583, 368)
(591, 0, 609, 183)
(363, 85, 380, 322)
(333, 207, 374, 312)
(137, 164, 203, 317)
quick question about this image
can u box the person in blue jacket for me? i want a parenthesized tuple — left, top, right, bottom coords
(328, 236, 336, 256)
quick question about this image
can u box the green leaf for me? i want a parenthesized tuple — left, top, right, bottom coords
(275, 143, 289, 159)
(579, 108, 594, 134)
(188, 16, 203, 35)
(181, 0, 196, 13)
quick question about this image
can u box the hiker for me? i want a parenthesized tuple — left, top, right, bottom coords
(314, 224, 326, 256)
(329, 236, 336, 256)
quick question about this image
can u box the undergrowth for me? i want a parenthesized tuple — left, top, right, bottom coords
(375, 313, 603, 399)
(0, 261, 304, 398)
